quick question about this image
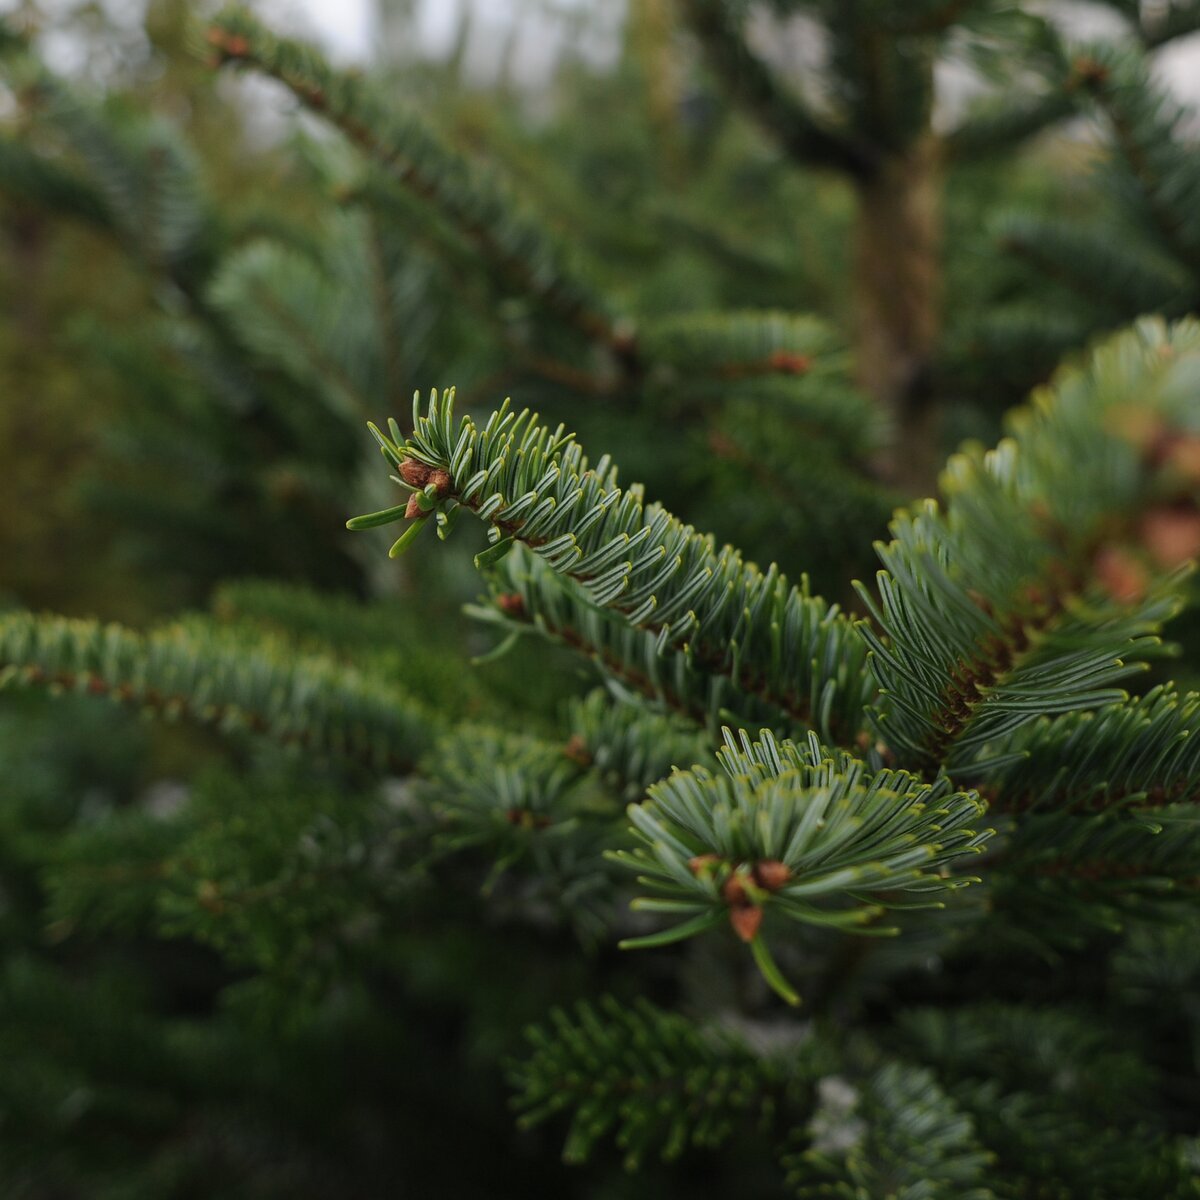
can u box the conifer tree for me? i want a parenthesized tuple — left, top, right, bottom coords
(1, 3, 1200, 1197)
(686, 0, 1200, 488)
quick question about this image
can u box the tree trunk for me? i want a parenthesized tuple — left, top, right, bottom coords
(853, 136, 942, 497)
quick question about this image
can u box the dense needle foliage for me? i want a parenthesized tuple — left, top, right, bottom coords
(2, 2, 1200, 1197)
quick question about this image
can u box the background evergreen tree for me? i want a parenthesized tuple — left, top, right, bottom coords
(1, 2, 1200, 1197)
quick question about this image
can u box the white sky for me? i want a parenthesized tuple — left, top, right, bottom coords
(220, 0, 1200, 110)
(0, 0, 1196, 107)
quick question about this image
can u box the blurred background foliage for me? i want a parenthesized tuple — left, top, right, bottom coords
(1, 0, 1199, 1196)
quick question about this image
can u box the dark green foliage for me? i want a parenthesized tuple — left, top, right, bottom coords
(207, 5, 616, 347)
(975, 39, 1200, 383)
(784, 1062, 993, 1200)
(511, 995, 827, 1169)
(861, 319, 1195, 771)
(364, 389, 876, 743)
(0, 611, 430, 773)
(4, 3, 1200, 1198)
(613, 729, 988, 1001)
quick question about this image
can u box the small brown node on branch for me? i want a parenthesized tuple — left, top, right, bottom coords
(206, 28, 249, 58)
(399, 460, 452, 503)
(753, 860, 791, 891)
(1161, 433, 1200, 484)
(720, 874, 748, 906)
(494, 593, 526, 618)
(1106, 405, 1166, 456)
(1140, 504, 1200, 569)
(729, 904, 763, 943)
(563, 734, 592, 766)
(404, 493, 425, 520)
(767, 350, 812, 375)
(965, 588, 994, 617)
(1068, 55, 1109, 90)
(1093, 545, 1148, 603)
(196, 880, 225, 914)
(505, 808, 551, 830)
(1017, 583, 1046, 610)
(399, 459, 434, 488)
(688, 854, 720, 876)
(707, 430, 739, 460)
(611, 320, 639, 357)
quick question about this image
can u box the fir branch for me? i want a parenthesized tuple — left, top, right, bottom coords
(895, 1003, 1154, 1117)
(611, 729, 989, 1003)
(509, 995, 824, 1169)
(423, 723, 593, 842)
(982, 687, 1200, 815)
(418, 723, 622, 944)
(683, 0, 880, 179)
(639, 310, 847, 385)
(860, 318, 1200, 773)
(992, 211, 1192, 317)
(10, 56, 209, 274)
(418, 707, 707, 941)
(998, 806, 1200, 896)
(895, 1003, 1200, 1197)
(1078, 46, 1200, 275)
(206, 228, 376, 422)
(943, 89, 1077, 162)
(784, 1062, 993, 1200)
(0, 134, 115, 230)
(467, 549, 797, 733)
(564, 689, 716, 803)
(0, 612, 428, 773)
(357, 391, 876, 746)
(205, 6, 619, 349)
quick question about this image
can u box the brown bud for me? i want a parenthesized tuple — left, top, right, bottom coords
(965, 588, 993, 615)
(729, 905, 763, 943)
(404, 493, 425, 520)
(1093, 546, 1148, 603)
(767, 350, 811, 375)
(563, 734, 592, 767)
(399, 459, 434, 488)
(1020, 583, 1047, 609)
(687, 854, 720, 876)
(721, 874, 748, 906)
(429, 468, 452, 495)
(506, 808, 550, 830)
(1108, 406, 1167, 456)
(1141, 505, 1200, 569)
(753, 860, 791, 891)
(707, 430, 738, 459)
(1069, 55, 1109, 89)
(495, 593, 525, 618)
(207, 29, 249, 57)
(1163, 434, 1200, 484)
(196, 879, 224, 915)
